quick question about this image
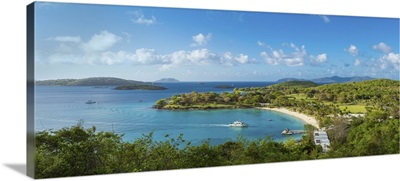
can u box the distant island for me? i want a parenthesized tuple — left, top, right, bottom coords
(214, 85, 235, 89)
(276, 76, 374, 84)
(114, 84, 167, 90)
(36, 77, 147, 86)
(154, 78, 180, 83)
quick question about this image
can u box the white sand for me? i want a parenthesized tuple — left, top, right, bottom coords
(259, 107, 320, 129)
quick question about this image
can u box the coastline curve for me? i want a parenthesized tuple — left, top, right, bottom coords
(259, 107, 320, 129)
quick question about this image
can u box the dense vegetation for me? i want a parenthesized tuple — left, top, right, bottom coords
(269, 80, 318, 88)
(114, 84, 167, 90)
(36, 79, 78, 86)
(155, 79, 399, 128)
(35, 79, 400, 178)
(36, 77, 146, 86)
(35, 116, 398, 178)
(276, 76, 374, 84)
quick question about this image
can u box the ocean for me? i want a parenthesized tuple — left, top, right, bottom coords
(35, 82, 305, 145)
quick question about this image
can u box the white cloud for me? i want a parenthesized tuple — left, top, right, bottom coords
(378, 53, 399, 70)
(168, 51, 189, 64)
(346, 45, 358, 56)
(188, 49, 216, 64)
(319, 15, 330, 23)
(136, 15, 156, 25)
(133, 48, 162, 64)
(285, 58, 304, 66)
(99, 51, 127, 65)
(316, 53, 328, 63)
(235, 54, 249, 64)
(257, 41, 265, 46)
(260, 43, 307, 66)
(159, 49, 252, 70)
(45, 31, 122, 65)
(289, 43, 298, 50)
(222, 52, 236, 66)
(272, 50, 282, 59)
(42, 30, 255, 69)
(99, 49, 163, 65)
(129, 11, 156, 25)
(385, 53, 400, 70)
(159, 49, 218, 70)
(354, 59, 362, 66)
(260, 52, 279, 65)
(386, 53, 400, 63)
(223, 52, 234, 60)
(81, 31, 121, 52)
(261, 43, 330, 67)
(159, 64, 175, 71)
(373, 42, 392, 53)
(53, 36, 81, 43)
(55, 43, 74, 53)
(310, 53, 328, 65)
(48, 53, 82, 64)
(44, 43, 253, 69)
(191, 33, 212, 47)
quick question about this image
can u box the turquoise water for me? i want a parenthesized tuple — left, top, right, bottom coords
(35, 82, 305, 145)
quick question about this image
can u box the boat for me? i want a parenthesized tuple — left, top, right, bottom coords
(85, 100, 96, 104)
(281, 128, 293, 135)
(228, 120, 249, 127)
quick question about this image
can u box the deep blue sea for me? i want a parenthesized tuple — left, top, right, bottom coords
(35, 82, 305, 145)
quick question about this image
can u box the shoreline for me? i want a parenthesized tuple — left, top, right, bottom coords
(259, 107, 320, 129)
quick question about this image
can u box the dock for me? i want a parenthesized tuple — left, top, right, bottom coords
(281, 128, 306, 135)
(314, 131, 331, 153)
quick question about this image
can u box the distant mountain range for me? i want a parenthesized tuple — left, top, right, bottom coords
(36, 76, 375, 86)
(276, 76, 375, 84)
(154, 78, 180, 83)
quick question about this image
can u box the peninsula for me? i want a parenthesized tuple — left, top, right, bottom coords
(154, 78, 400, 129)
(36, 77, 148, 86)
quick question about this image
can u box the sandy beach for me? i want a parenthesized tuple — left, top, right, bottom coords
(259, 107, 320, 129)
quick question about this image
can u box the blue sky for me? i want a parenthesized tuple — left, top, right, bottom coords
(34, 2, 399, 81)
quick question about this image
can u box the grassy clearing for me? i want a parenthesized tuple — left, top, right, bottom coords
(288, 93, 367, 113)
(287, 94, 317, 101)
(287, 94, 307, 100)
(339, 105, 367, 113)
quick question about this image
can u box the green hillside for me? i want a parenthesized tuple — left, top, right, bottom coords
(36, 77, 145, 86)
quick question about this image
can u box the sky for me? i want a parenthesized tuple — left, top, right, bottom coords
(34, 2, 400, 81)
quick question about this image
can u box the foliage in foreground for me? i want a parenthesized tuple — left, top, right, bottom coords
(35, 116, 399, 179)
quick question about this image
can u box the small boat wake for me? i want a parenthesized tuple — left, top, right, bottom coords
(203, 124, 230, 127)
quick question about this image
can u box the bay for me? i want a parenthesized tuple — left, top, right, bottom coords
(35, 82, 305, 145)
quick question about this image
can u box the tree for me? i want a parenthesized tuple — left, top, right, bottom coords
(35, 124, 124, 178)
(155, 99, 167, 108)
(306, 89, 317, 99)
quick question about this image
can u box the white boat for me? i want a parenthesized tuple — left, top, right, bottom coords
(281, 128, 293, 135)
(85, 100, 96, 104)
(229, 120, 249, 127)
